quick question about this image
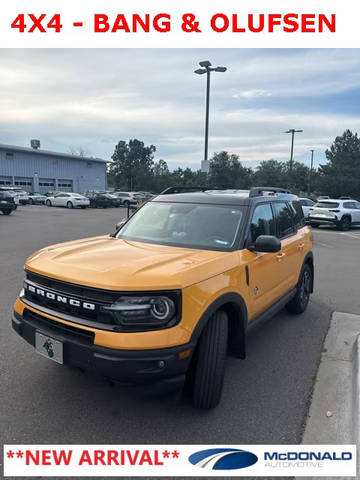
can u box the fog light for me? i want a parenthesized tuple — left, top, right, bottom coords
(158, 360, 165, 368)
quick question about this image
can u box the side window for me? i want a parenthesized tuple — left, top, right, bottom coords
(290, 200, 305, 228)
(249, 203, 275, 243)
(344, 202, 356, 209)
(273, 202, 295, 238)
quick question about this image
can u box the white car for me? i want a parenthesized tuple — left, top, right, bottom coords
(298, 197, 315, 219)
(45, 192, 90, 209)
(309, 198, 360, 230)
(112, 192, 139, 207)
(0, 186, 28, 204)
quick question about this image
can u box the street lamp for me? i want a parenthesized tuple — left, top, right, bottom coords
(195, 60, 227, 171)
(307, 149, 315, 196)
(285, 129, 303, 170)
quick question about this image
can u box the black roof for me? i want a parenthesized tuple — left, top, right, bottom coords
(152, 190, 298, 206)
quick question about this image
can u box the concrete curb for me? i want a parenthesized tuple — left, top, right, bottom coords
(300, 312, 360, 480)
(351, 333, 360, 475)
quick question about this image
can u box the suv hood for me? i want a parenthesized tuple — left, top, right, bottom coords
(25, 235, 239, 290)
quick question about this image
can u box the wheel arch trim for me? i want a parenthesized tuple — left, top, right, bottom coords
(190, 292, 248, 359)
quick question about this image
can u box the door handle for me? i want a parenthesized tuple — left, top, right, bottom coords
(276, 252, 286, 261)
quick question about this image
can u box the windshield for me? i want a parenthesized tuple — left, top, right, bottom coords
(116, 202, 244, 250)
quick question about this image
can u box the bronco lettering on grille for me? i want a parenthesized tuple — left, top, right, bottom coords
(25, 283, 96, 311)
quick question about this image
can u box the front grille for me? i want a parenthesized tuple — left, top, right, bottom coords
(26, 271, 120, 303)
(23, 309, 94, 346)
(23, 271, 182, 332)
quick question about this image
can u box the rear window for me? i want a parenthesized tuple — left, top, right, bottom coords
(315, 202, 339, 208)
(273, 202, 295, 238)
(290, 200, 306, 228)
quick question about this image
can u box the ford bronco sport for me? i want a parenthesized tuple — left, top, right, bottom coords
(13, 187, 313, 409)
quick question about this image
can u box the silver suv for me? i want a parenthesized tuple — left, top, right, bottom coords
(309, 199, 360, 230)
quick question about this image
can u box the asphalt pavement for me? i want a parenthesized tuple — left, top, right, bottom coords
(1, 206, 359, 465)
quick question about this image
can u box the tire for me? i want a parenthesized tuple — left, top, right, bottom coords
(286, 264, 312, 315)
(67, 201, 73, 209)
(46, 200, 52, 207)
(190, 310, 228, 409)
(310, 222, 319, 228)
(339, 216, 351, 231)
(1, 209, 11, 215)
(123, 200, 130, 208)
(29, 198, 34, 205)
(81, 206, 86, 209)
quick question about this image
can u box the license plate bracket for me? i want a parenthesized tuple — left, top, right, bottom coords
(35, 332, 63, 364)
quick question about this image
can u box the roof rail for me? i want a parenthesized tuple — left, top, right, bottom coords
(160, 186, 226, 195)
(249, 186, 291, 197)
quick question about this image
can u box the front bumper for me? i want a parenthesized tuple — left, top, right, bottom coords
(12, 308, 195, 391)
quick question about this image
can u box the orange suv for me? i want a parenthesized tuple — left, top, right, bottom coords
(13, 187, 313, 409)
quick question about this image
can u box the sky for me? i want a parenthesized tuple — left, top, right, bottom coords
(1, 48, 360, 171)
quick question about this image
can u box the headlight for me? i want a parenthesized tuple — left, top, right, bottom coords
(101, 294, 179, 329)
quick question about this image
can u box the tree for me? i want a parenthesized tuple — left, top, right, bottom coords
(254, 159, 285, 187)
(208, 151, 253, 188)
(318, 130, 360, 198)
(109, 139, 156, 190)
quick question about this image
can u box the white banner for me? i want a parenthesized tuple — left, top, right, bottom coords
(3, 444, 357, 477)
(0, 0, 358, 48)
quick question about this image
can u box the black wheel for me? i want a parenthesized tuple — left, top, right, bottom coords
(286, 264, 312, 314)
(123, 200, 130, 208)
(46, 200, 52, 207)
(310, 222, 319, 228)
(81, 206, 86, 209)
(2, 209, 11, 215)
(29, 198, 34, 205)
(339, 216, 351, 231)
(67, 201, 73, 209)
(190, 310, 228, 409)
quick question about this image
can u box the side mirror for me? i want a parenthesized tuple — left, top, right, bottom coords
(250, 235, 281, 253)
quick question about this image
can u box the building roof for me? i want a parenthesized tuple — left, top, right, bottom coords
(0, 143, 108, 164)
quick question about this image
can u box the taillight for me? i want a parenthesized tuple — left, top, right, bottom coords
(329, 209, 340, 213)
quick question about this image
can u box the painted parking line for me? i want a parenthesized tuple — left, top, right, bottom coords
(314, 241, 334, 248)
(342, 232, 360, 240)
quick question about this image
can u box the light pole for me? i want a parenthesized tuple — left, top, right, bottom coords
(195, 61, 227, 171)
(307, 149, 314, 196)
(285, 128, 303, 171)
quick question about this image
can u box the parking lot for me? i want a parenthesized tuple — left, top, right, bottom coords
(1, 206, 360, 452)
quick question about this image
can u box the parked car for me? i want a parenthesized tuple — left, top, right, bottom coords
(45, 191, 61, 197)
(45, 192, 90, 209)
(28, 192, 47, 205)
(104, 193, 122, 207)
(86, 192, 112, 209)
(113, 191, 139, 207)
(0, 190, 16, 215)
(0, 186, 29, 204)
(298, 197, 315, 219)
(317, 196, 330, 201)
(0, 187, 19, 208)
(309, 198, 360, 230)
(14, 186, 313, 409)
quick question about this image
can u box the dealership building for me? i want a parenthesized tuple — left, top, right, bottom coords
(0, 141, 108, 194)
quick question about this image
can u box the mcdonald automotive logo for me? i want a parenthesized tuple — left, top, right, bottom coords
(188, 448, 258, 470)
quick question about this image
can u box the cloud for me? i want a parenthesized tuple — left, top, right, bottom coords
(0, 48, 360, 169)
(232, 89, 271, 99)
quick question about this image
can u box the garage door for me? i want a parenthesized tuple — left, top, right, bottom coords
(0, 176, 12, 187)
(14, 177, 33, 193)
(39, 178, 56, 194)
(57, 179, 73, 192)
